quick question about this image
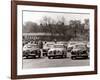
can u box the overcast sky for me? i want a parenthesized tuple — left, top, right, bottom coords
(23, 11, 90, 25)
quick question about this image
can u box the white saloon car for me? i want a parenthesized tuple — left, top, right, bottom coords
(48, 44, 67, 59)
(23, 44, 41, 58)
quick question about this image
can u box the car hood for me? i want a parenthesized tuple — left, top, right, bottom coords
(72, 48, 85, 52)
(43, 47, 50, 49)
(23, 47, 39, 51)
(48, 48, 64, 52)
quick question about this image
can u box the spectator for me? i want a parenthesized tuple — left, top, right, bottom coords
(54, 39, 57, 44)
(38, 40, 44, 57)
(38, 40, 43, 49)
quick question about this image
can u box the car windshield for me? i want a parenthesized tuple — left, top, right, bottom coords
(70, 42, 77, 45)
(47, 44, 53, 47)
(53, 45, 64, 48)
(27, 44, 38, 48)
(74, 45, 86, 49)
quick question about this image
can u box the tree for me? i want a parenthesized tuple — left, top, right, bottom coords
(69, 20, 82, 38)
(23, 21, 39, 33)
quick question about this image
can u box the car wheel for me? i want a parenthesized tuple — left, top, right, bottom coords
(64, 55, 67, 58)
(26, 56, 29, 59)
(48, 56, 52, 59)
(37, 54, 41, 58)
(71, 56, 76, 60)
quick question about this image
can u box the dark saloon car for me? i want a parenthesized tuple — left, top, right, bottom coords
(71, 44, 88, 60)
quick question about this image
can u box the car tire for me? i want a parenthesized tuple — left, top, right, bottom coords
(26, 56, 29, 59)
(38, 54, 41, 58)
(48, 56, 52, 59)
(71, 56, 76, 60)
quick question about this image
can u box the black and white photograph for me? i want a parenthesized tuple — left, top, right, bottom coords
(11, 1, 97, 79)
(22, 10, 90, 69)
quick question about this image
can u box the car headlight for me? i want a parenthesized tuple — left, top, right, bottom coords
(54, 50, 56, 54)
(82, 51, 87, 54)
(57, 50, 61, 54)
(49, 51, 52, 54)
